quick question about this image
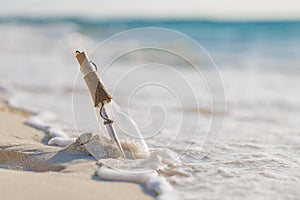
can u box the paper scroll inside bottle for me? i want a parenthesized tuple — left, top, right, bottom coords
(76, 51, 112, 106)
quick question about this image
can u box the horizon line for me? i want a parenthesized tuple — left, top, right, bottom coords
(1, 15, 300, 23)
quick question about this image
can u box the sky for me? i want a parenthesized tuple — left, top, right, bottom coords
(1, 0, 300, 20)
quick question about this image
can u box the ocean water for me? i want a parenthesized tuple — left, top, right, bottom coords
(1, 17, 300, 199)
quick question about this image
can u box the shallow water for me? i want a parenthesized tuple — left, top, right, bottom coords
(1, 18, 300, 199)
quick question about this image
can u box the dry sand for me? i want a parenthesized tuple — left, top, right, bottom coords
(0, 94, 153, 200)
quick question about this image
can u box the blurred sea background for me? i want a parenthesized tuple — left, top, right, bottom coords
(0, 1, 300, 199)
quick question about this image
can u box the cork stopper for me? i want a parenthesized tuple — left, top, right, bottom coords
(75, 51, 113, 106)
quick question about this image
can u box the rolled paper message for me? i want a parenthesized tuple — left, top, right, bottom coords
(75, 51, 112, 106)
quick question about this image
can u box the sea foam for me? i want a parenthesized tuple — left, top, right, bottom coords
(97, 166, 178, 200)
(3, 89, 74, 146)
(95, 148, 181, 200)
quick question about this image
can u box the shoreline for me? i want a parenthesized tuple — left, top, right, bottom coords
(0, 92, 154, 200)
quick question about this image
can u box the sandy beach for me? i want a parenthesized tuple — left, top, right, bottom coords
(0, 94, 153, 200)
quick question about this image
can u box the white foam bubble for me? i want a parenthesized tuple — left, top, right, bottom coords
(96, 166, 178, 200)
(48, 137, 76, 146)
